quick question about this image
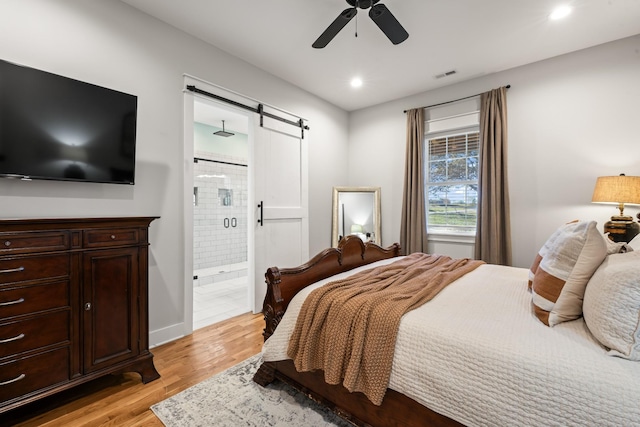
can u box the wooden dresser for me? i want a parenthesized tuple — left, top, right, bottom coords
(0, 217, 160, 413)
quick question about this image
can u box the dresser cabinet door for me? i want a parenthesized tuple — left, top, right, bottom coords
(82, 247, 140, 373)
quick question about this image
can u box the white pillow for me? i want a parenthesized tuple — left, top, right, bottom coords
(628, 233, 640, 251)
(529, 220, 607, 326)
(583, 251, 640, 360)
(603, 233, 633, 254)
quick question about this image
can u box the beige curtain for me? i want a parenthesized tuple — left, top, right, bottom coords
(475, 87, 512, 265)
(400, 108, 427, 255)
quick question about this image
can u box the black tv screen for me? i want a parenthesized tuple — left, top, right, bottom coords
(0, 59, 137, 184)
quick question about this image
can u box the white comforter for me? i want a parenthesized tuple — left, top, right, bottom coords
(262, 258, 640, 427)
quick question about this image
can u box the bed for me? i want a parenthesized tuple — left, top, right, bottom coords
(253, 224, 640, 427)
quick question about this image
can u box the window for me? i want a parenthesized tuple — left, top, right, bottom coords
(425, 129, 479, 235)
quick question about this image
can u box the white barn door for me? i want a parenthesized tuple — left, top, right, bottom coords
(250, 113, 309, 313)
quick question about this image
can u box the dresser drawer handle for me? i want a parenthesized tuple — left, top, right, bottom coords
(0, 266, 25, 274)
(110, 235, 116, 240)
(0, 373, 26, 386)
(0, 333, 25, 344)
(0, 297, 25, 307)
(3, 241, 10, 247)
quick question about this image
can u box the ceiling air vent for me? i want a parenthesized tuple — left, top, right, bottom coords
(435, 70, 457, 79)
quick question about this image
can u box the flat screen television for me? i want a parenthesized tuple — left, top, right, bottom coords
(0, 59, 137, 184)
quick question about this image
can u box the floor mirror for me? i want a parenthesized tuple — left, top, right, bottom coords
(332, 186, 381, 247)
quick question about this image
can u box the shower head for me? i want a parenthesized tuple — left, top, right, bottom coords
(214, 120, 234, 137)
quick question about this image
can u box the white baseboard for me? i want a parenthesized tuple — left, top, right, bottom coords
(150, 322, 187, 348)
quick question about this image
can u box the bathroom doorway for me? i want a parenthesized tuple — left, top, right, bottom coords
(192, 99, 250, 329)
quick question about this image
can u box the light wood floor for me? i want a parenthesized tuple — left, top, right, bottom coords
(0, 312, 265, 427)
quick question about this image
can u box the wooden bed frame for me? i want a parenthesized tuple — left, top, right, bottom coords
(253, 235, 464, 427)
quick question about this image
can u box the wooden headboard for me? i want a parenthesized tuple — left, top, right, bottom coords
(260, 235, 401, 340)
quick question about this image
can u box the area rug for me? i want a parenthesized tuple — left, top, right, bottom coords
(151, 354, 353, 426)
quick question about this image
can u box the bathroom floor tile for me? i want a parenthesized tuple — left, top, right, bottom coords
(193, 276, 249, 330)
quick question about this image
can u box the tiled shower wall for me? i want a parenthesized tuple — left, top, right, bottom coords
(193, 151, 248, 275)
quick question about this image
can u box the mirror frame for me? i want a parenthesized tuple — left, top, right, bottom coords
(332, 186, 381, 247)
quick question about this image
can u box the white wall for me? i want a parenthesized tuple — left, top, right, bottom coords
(349, 34, 640, 268)
(0, 0, 349, 345)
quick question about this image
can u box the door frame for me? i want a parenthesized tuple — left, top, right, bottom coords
(183, 76, 255, 335)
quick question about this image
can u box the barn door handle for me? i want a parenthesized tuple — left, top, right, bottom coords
(257, 202, 263, 226)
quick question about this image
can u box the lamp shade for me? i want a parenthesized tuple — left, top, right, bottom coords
(592, 175, 640, 205)
(350, 224, 363, 234)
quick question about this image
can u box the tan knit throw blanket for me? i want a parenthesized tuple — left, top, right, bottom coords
(287, 253, 484, 405)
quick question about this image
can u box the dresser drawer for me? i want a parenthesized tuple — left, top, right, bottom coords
(0, 254, 70, 285)
(0, 346, 70, 403)
(0, 280, 69, 319)
(0, 232, 70, 255)
(83, 228, 140, 248)
(0, 310, 70, 359)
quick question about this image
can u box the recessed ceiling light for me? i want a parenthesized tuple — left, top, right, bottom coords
(350, 77, 363, 88)
(549, 5, 572, 20)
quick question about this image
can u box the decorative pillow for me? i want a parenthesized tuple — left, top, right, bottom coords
(528, 220, 576, 289)
(628, 233, 640, 251)
(529, 220, 607, 326)
(603, 234, 633, 254)
(583, 251, 640, 360)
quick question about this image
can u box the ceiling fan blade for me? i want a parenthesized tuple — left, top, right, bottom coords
(368, 4, 409, 45)
(312, 8, 357, 49)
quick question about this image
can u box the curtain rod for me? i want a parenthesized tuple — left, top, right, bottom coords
(403, 84, 511, 113)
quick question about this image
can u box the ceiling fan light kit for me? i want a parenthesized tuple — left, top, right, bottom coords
(313, 0, 409, 48)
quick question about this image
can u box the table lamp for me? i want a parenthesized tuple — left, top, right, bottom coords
(592, 174, 640, 242)
(350, 224, 364, 234)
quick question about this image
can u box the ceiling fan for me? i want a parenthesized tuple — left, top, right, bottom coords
(313, 0, 409, 49)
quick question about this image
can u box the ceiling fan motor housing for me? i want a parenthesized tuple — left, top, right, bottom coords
(347, 0, 380, 9)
